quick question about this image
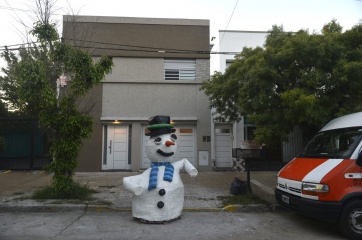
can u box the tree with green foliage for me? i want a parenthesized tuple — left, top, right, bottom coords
(0, 0, 113, 195)
(0, 101, 8, 118)
(202, 20, 362, 147)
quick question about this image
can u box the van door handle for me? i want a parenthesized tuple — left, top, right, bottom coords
(109, 140, 112, 154)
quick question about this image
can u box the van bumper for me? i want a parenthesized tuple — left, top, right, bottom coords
(275, 189, 342, 223)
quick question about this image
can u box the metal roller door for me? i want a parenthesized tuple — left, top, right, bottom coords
(141, 126, 195, 169)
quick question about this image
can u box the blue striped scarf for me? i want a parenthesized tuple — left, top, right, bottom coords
(148, 162, 174, 190)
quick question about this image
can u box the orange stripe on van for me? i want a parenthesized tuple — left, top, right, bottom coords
(320, 159, 358, 201)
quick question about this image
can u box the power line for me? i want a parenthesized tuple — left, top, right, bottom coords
(0, 41, 41, 49)
(210, 0, 239, 66)
(64, 45, 237, 55)
(220, 0, 239, 45)
(0, 39, 240, 55)
(62, 37, 206, 54)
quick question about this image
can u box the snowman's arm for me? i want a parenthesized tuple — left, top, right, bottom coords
(123, 174, 146, 196)
(178, 158, 198, 177)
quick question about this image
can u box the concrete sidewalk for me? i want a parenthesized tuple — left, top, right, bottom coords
(0, 170, 278, 211)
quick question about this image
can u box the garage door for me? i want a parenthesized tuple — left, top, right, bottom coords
(215, 125, 232, 168)
(141, 126, 195, 169)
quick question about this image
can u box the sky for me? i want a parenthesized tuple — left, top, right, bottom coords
(0, 0, 361, 72)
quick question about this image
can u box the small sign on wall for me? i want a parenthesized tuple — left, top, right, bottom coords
(198, 151, 209, 166)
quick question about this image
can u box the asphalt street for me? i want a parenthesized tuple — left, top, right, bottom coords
(0, 170, 348, 239)
(0, 210, 347, 240)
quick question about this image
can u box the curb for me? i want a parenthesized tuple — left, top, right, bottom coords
(87, 205, 132, 212)
(223, 203, 273, 212)
(0, 203, 280, 213)
(0, 203, 87, 212)
(184, 207, 223, 212)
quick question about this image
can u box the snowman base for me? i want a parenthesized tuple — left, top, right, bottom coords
(134, 216, 181, 224)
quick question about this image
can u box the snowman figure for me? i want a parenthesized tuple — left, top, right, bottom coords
(123, 115, 198, 223)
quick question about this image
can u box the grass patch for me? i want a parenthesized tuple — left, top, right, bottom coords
(218, 193, 266, 206)
(12, 192, 24, 196)
(32, 183, 97, 201)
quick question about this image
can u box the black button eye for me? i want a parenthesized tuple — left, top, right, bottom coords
(171, 134, 177, 142)
(154, 137, 162, 145)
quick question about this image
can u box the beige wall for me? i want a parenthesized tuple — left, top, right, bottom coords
(76, 85, 103, 171)
(106, 58, 210, 83)
(100, 81, 211, 171)
(65, 15, 212, 171)
(102, 83, 203, 117)
(63, 16, 210, 59)
(107, 58, 164, 82)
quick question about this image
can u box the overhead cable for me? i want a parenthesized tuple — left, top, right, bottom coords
(0, 39, 240, 55)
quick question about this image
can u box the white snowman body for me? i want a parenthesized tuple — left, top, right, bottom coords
(123, 132, 198, 222)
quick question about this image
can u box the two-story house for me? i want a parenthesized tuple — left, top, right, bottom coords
(62, 15, 212, 172)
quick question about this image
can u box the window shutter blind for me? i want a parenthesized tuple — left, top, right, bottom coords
(164, 59, 196, 80)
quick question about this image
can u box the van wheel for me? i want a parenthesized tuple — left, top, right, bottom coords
(338, 199, 362, 240)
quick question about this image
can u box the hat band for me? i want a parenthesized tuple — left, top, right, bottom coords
(147, 123, 174, 130)
(145, 128, 176, 137)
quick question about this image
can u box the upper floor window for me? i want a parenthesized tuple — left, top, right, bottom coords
(226, 59, 235, 69)
(164, 59, 196, 80)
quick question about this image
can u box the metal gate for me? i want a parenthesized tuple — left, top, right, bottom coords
(0, 119, 51, 170)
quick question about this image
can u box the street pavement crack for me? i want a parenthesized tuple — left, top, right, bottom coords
(52, 210, 86, 239)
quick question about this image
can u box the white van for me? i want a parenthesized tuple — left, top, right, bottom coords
(275, 112, 362, 240)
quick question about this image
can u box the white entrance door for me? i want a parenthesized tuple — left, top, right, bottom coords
(103, 125, 130, 170)
(141, 126, 195, 169)
(215, 125, 232, 168)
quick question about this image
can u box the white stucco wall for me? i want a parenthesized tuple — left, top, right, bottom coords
(218, 30, 268, 73)
(212, 30, 268, 163)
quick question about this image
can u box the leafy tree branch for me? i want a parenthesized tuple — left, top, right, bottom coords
(202, 20, 362, 147)
(0, 0, 113, 195)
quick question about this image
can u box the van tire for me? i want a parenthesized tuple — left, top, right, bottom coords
(338, 199, 362, 240)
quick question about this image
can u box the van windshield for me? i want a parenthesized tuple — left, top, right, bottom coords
(299, 127, 362, 159)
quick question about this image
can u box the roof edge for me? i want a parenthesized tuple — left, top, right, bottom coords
(63, 15, 209, 26)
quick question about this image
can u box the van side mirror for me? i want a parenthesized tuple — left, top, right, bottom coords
(357, 152, 362, 167)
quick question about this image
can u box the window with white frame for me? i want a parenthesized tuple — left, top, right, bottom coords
(164, 59, 196, 80)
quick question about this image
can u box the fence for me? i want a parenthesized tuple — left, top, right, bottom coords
(232, 147, 286, 193)
(232, 147, 285, 171)
(0, 119, 51, 170)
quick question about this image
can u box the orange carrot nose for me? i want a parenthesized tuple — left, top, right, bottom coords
(165, 140, 175, 147)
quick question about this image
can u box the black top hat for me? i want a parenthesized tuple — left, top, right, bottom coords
(145, 115, 176, 137)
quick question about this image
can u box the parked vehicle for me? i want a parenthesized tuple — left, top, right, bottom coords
(275, 112, 362, 240)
